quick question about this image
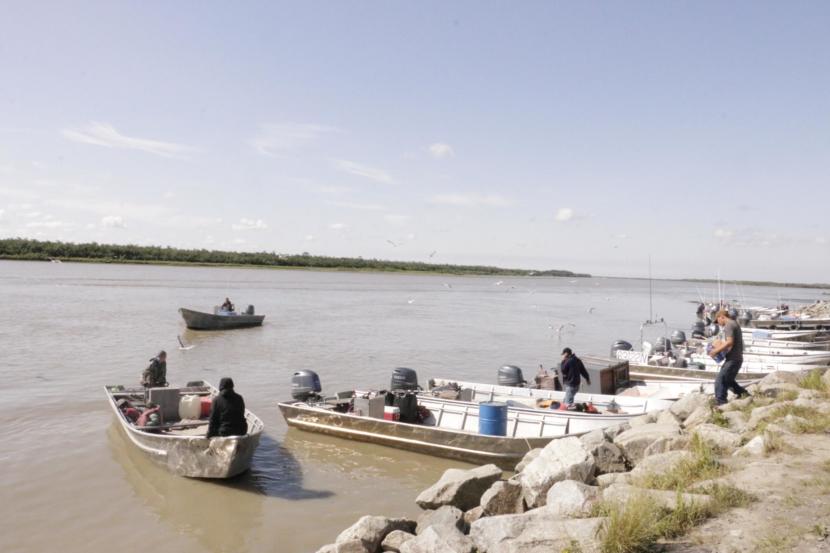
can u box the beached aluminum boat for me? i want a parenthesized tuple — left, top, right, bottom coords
(105, 381, 263, 478)
(742, 328, 821, 341)
(427, 378, 676, 412)
(278, 393, 631, 470)
(179, 307, 264, 330)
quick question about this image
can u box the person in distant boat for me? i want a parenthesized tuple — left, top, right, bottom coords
(559, 348, 591, 407)
(221, 297, 235, 312)
(696, 302, 706, 320)
(207, 377, 248, 438)
(141, 351, 167, 388)
(709, 309, 750, 405)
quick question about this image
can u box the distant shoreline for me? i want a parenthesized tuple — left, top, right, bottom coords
(0, 238, 588, 278)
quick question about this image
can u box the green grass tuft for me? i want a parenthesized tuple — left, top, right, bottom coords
(799, 369, 827, 392)
(637, 433, 724, 490)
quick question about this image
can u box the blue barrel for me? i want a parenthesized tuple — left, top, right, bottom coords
(479, 402, 508, 436)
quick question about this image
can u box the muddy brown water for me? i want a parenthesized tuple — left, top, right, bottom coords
(0, 260, 815, 552)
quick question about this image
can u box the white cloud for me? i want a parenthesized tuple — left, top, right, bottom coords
(101, 215, 126, 229)
(305, 234, 314, 241)
(231, 218, 268, 231)
(251, 123, 341, 157)
(816, 237, 827, 245)
(555, 208, 574, 222)
(329, 223, 346, 230)
(428, 142, 455, 159)
(384, 214, 411, 225)
(334, 159, 396, 184)
(26, 220, 65, 229)
(62, 122, 194, 159)
(429, 193, 513, 207)
(714, 228, 734, 239)
(332, 201, 387, 211)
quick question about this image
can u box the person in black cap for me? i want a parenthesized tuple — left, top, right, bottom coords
(207, 377, 248, 438)
(560, 347, 591, 407)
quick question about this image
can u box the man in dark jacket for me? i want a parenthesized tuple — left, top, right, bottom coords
(141, 351, 167, 388)
(207, 377, 248, 438)
(559, 347, 591, 407)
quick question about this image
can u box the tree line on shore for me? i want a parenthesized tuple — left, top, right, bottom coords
(0, 238, 589, 277)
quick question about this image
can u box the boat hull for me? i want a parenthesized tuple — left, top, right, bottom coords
(179, 308, 264, 330)
(278, 396, 592, 470)
(105, 383, 264, 478)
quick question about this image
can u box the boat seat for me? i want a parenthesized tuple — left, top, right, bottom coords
(148, 387, 181, 422)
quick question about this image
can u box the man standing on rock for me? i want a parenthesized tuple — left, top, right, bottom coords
(709, 309, 750, 405)
(560, 347, 591, 407)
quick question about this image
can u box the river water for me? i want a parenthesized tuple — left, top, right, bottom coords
(1, 260, 821, 553)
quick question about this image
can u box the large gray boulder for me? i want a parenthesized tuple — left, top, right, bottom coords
(416, 464, 503, 511)
(694, 423, 742, 451)
(656, 409, 682, 426)
(641, 433, 689, 458)
(629, 450, 693, 481)
(747, 402, 791, 431)
(545, 480, 601, 518)
(628, 413, 657, 427)
(590, 440, 628, 474)
(514, 436, 595, 509)
(463, 506, 484, 526)
(400, 526, 474, 553)
(733, 435, 765, 457)
(602, 483, 713, 510)
(381, 530, 415, 553)
(722, 410, 748, 433)
(416, 506, 466, 535)
(480, 480, 524, 516)
(470, 510, 605, 553)
(669, 392, 710, 421)
(613, 422, 682, 465)
(603, 422, 631, 441)
(514, 449, 542, 473)
(336, 516, 416, 553)
(596, 472, 631, 488)
(579, 428, 609, 450)
(682, 404, 713, 429)
(756, 371, 802, 398)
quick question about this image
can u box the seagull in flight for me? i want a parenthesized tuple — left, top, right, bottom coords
(407, 298, 415, 304)
(587, 307, 596, 314)
(495, 280, 504, 286)
(443, 283, 452, 289)
(386, 239, 398, 247)
(428, 250, 437, 258)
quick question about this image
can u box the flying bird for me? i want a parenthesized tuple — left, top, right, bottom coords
(495, 280, 504, 286)
(587, 307, 596, 314)
(443, 283, 452, 289)
(428, 250, 437, 258)
(386, 239, 398, 247)
(407, 298, 415, 304)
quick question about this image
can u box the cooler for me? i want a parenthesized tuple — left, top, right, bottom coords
(383, 406, 401, 421)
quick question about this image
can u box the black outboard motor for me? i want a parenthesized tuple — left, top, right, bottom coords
(691, 321, 706, 339)
(497, 365, 526, 387)
(670, 330, 687, 346)
(291, 370, 322, 401)
(654, 337, 672, 353)
(728, 307, 739, 320)
(738, 311, 751, 327)
(706, 323, 720, 338)
(610, 340, 633, 358)
(391, 367, 419, 391)
(245, 305, 255, 315)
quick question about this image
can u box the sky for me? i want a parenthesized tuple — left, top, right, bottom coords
(0, 1, 828, 282)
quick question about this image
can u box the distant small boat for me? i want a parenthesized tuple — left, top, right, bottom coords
(179, 307, 264, 330)
(104, 380, 263, 478)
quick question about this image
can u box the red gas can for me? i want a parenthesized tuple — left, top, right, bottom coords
(200, 397, 212, 417)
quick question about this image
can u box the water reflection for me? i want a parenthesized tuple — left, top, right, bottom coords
(282, 427, 469, 487)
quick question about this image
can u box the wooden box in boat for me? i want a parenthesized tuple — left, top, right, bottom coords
(179, 307, 265, 330)
(105, 381, 264, 478)
(278, 393, 635, 470)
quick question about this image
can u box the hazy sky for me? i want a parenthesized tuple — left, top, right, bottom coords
(1, 2, 828, 282)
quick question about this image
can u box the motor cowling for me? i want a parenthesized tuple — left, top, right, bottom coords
(706, 324, 720, 338)
(291, 370, 322, 401)
(610, 340, 633, 358)
(654, 337, 672, 353)
(497, 365, 526, 387)
(245, 305, 255, 315)
(670, 330, 687, 346)
(391, 367, 419, 391)
(738, 311, 751, 326)
(728, 307, 739, 320)
(691, 321, 706, 339)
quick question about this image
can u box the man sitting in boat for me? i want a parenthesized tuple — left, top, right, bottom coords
(207, 377, 248, 438)
(220, 297, 235, 312)
(141, 351, 167, 388)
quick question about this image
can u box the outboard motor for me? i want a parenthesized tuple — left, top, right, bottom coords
(728, 307, 739, 320)
(738, 311, 751, 327)
(610, 340, 633, 358)
(391, 367, 419, 391)
(497, 365, 526, 387)
(245, 305, 255, 315)
(691, 321, 706, 339)
(291, 370, 322, 401)
(670, 330, 687, 346)
(706, 323, 720, 338)
(654, 337, 672, 353)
